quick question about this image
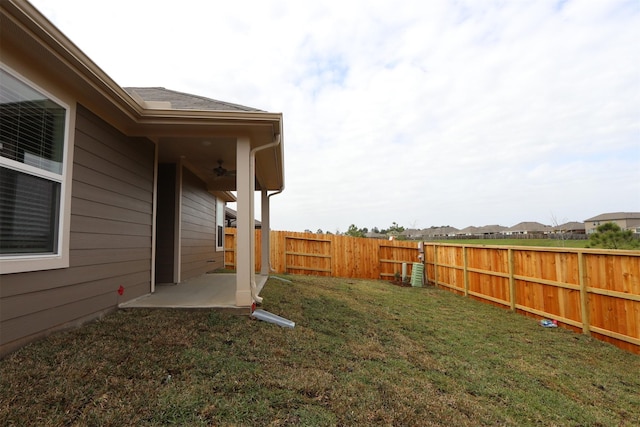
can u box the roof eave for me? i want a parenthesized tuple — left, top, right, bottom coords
(3, 0, 283, 138)
(3, 0, 285, 191)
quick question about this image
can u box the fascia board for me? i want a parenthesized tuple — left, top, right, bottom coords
(5, 0, 285, 190)
(4, 1, 285, 137)
(3, 0, 143, 120)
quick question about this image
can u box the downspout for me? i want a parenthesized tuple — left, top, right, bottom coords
(266, 187, 284, 273)
(249, 133, 283, 304)
(266, 143, 285, 271)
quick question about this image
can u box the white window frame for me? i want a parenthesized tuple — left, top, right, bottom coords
(0, 63, 75, 274)
(215, 198, 225, 252)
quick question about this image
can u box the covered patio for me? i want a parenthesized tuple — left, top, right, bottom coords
(125, 87, 285, 310)
(119, 274, 270, 313)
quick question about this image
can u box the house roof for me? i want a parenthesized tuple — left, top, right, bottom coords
(224, 207, 261, 228)
(364, 232, 386, 239)
(584, 212, 640, 222)
(1, 0, 284, 193)
(555, 221, 585, 231)
(477, 224, 508, 234)
(401, 228, 424, 237)
(422, 226, 459, 236)
(508, 222, 551, 232)
(455, 225, 507, 235)
(457, 226, 480, 235)
(125, 87, 263, 112)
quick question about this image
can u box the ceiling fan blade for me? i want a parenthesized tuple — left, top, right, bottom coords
(214, 159, 229, 177)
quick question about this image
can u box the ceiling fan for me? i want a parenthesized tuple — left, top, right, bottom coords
(213, 159, 236, 178)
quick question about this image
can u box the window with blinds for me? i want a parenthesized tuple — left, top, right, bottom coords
(0, 68, 66, 255)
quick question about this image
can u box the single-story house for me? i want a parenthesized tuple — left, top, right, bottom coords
(424, 226, 459, 238)
(454, 225, 508, 238)
(225, 207, 261, 229)
(455, 226, 481, 237)
(400, 228, 425, 240)
(552, 221, 585, 234)
(476, 224, 508, 236)
(584, 212, 640, 234)
(364, 231, 387, 239)
(0, 0, 284, 357)
(504, 221, 552, 235)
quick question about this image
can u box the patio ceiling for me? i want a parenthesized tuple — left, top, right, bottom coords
(140, 119, 284, 193)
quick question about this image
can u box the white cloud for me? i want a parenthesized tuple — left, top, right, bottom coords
(31, 0, 640, 231)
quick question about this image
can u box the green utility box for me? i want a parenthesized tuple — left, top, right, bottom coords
(410, 262, 424, 287)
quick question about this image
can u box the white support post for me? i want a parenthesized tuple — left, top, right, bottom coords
(173, 160, 183, 284)
(235, 137, 253, 306)
(150, 140, 158, 292)
(261, 189, 270, 275)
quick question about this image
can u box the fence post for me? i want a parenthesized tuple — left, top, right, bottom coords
(463, 246, 469, 297)
(433, 244, 439, 287)
(578, 251, 590, 336)
(508, 248, 516, 312)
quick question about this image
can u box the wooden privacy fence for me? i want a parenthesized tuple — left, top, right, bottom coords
(225, 229, 420, 279)
(224, 229, 640, 354)
(424, 243, 640, 354)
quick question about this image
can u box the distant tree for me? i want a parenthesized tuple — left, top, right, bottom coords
(371, 227, 380, 234)
(381, 222, 405, 234)
(345, 224, 366, 238)
(316, 229, 323, 234)
(586, 222, 640, 250)
(550, 212, 568, 247)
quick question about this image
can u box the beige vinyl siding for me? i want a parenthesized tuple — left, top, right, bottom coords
(0, 105, 154, 357)
(155, 164, 177, 283)
(180, 167, 222, 280)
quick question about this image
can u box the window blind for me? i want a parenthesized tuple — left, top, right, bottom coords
(0, 68, 65, 255)
(0, 167, 60, 254)
(0, 70, 65, 174)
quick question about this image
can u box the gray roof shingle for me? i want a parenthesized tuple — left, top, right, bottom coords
(124, 87, 263, 112)
(584, 212, 640, 222)
(508, 222, 551, 232)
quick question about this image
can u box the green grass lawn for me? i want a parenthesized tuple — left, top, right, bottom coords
(1, 275, 638, 426)
(428, 238, 589, 248)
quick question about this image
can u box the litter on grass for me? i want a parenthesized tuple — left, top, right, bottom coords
(540, 319, 558, 328)
(251, 309, 295, 328)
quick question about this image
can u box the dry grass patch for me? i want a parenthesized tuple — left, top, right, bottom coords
(1, 275, 639, 426)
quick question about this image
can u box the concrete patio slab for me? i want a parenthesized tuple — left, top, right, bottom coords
(119, 273, 268, 313)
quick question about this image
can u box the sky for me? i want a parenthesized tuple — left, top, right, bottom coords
(30, 0, 640, 232)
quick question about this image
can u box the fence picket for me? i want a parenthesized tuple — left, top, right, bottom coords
(224, 229, 639, 354)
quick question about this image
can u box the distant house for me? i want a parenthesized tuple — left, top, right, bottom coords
(1, 1, 284, 357)
(584, 212, 640, 234)
(477, 224, 508, 236)
(552, 221, 586, 234)
(456, 226, 481, 236)
(505, 222, 552, 235)
(454, 225, 507, 238)
(364, 231, 387, 239)
(422, 226, 459, 238)
(400, 228, 425, 240)
(225, 207, 261, 229)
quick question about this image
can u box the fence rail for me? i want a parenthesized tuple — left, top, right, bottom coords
(424, 243, 640, 354)
(225, 229, 419, 279)
(224, 229, 640, 354)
